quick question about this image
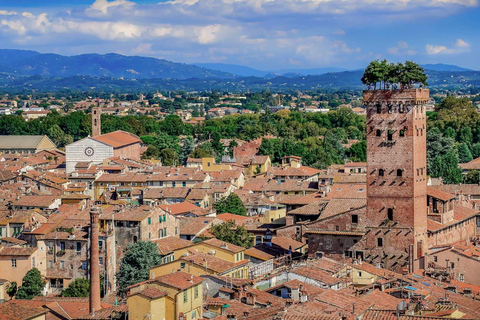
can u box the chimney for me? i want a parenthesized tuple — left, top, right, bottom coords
(89, 207, 102, 314)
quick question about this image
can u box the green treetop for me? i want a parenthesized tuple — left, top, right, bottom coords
(362, 60, 428, 90)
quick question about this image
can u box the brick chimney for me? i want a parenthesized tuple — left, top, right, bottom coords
(89, 207, 101, 314)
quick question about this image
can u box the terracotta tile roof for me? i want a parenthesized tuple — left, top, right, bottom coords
(332, 174, 367, 184)
(92, 130, 141, 148)
(99, 205, 158, 222)
(181, 252, 248, 273)
(251, 155, 270, 165)
(434, 184, 480, 196)
(323, 184, 366, 199)
(96, 172, 147, 182)
(76, 305, 129, 320)
(427, 186, 455, 201)
(0, 237, 27, 245)
(205, 297, 254, 317)
(153, 271, 203, 290)
(245, 247, 274, 261)
(271, 236, 305, 251)
(159, 202, 200, 215)
(268, 166, 320, 178)
(216, 213, 250, 225)
(130, 287, 167, 299)
(290, 266, 341, 285)
(187, 157, 202, 163)
(143, 187, 190, 199)
(320, 198, 366, 220)
(289, 201, 328, 215)
(202, 238, 245, 253)
(179, 217, 218, 236)
(265, 279, 325, 298)
(0, 246, 37, 256)
(427, 202, 479, 232)
(459, 157, 480, 170)
(347, 260, 402, 279)
(186, 188, 209, 200)
(153, 236, 193, 255)
(13, 195, 58, 208)
(0, 170, 16, 182)
(0, 301, 47, 320)
(264, 180, 318, 192)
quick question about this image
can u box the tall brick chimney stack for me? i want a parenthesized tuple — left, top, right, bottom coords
(92, 107, 101, 137)
(89, 207, 102, 314)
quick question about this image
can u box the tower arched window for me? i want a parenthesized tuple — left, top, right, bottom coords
(399, 130, 405, 137)
(379, 169, 384, 177)
(387, 208, 394, 221)
(376, 104, 381, 114)
(376, 129, 381, 137)
(397, 169, 402, 177)
(387, 130, 393, 141)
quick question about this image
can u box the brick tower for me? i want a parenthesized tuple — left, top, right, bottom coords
(92, 107, 101, 137)
(89, 207, 102, 314)
(361, 89, 429, 273)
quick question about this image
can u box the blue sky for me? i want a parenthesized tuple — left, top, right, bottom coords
(0, 0, 478, 70)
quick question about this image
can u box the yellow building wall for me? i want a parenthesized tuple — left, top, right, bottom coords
(0, 256, 33, 285)
(127, 294, 166, 320)
(175, 284, 203, 320)
(175, 244, 241, 263)
(30, 315, 46, 320)
(350, 268, 376, 286)
(201, 158, 231, 172)
(263, 208, 286, 223)
(37, 136, 57, 151)
(150, 261, 215, 279)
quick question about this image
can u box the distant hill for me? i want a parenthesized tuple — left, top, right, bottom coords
(194, 63, 348, 77)
(0, 49, 236, 80)
(194, 63, 267, 77)
(421, 64, 473, 72)
(276, 67, 348, 76)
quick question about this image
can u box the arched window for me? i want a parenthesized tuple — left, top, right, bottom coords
(376, 129, 381, 137)
(376, 104, 381, 114)
(388, 104, 393, 114)
(399, 104, 404, 113)
(387, 208, 394, 220)
(387, 130, 393, 141)
(379, 169, 384, 177)
(397, 169, 402, 177)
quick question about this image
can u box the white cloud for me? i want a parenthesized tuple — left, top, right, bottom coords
(455, 38, 470, 48)
(426, 44, 448, 54)
(388, 40, 416, 55)
(0, 10, 18, 16)
(426, 38, 470, 54)
(86, 0, 135, 16)
(334, 29, 346, 35)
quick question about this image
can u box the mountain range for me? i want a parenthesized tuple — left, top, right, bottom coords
(0, 49, 475, 81)
(0, 49, 478, 93)
(0, 49, 235, 80)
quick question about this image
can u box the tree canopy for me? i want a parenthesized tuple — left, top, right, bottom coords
(61, 278, 90, 297)
(117, 241, 162, 297)
(209, 221, 254, 248)
(16, 268, 45, 300)
(361, 60, 428, 90)
(214, 194, 247, 216)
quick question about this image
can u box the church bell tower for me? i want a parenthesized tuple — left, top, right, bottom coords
(92, 107, 101, 138)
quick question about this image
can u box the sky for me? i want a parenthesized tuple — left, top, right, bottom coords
(0, 0, 479, 71)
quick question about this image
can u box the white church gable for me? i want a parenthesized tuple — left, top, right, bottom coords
(66, 137, 114, 173)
